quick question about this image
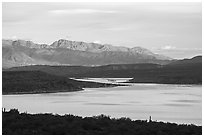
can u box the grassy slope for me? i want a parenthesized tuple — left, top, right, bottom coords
(2, 109, 201, 135)
(2, 71, 117, 95)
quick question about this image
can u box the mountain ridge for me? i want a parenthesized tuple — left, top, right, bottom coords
(3, 39, 171, 56)
(3, 39, 173, 68)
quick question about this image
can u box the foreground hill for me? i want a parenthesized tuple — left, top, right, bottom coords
(2, 39, 172, 68)
(2, 109, 201, 135)
(2, 71, 116, 95)
(5, 56, 202, 84)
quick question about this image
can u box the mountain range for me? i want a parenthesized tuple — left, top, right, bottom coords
(2, 39, 172, 68)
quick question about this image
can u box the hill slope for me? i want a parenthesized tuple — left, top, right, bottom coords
(168, 56, 202, 65)
(5, 56, 202, 84)
(2, 71, 116, 95)
(129, 56, 202, 84)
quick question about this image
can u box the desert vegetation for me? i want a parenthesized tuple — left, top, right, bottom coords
(2, 109, 201, 135)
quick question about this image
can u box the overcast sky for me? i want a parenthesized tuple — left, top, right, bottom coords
(2, 2, 202, 59)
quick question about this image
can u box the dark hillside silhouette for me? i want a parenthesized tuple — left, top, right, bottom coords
(2, 71, 118, 95)
(2, 109, 202, 135)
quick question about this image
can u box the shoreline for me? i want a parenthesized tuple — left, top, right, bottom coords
(2, 89, 83, 95)
(2, 83, 126, 95)
(72, 77, 202, 85)
(124, 81, 202, 86)
(2, 81, 201, 95)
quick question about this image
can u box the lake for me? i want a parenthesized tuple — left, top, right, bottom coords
(2, 78, 202, 125)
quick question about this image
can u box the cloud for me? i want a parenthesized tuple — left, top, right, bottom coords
(153, 46, 201, 59)
(4, 36, 32, 41)
(146, 3, 201, 14)
(106, 27, 129, 31)
(160, 45, 201, 51)
(161, 45, 176, 50)
(49, 9, 117, 15)
(93, 40, 101, 44)
(11, 36, 18, 40)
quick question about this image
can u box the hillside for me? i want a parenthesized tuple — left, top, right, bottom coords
(2, 109, 201, 135)
(129, 63, 201, 84)
(2, 39, 172, 68)
(5, 55, 202, 84)
(168, 56, 202, 65)
(2, 71, 117, 95)
(129, 56, 202, 84)
(5, 63, 161, 77)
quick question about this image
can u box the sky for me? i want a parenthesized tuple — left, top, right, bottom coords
(2, 2, 202, 59)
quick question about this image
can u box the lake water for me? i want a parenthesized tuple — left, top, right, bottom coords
(2, 78, 202, 125)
